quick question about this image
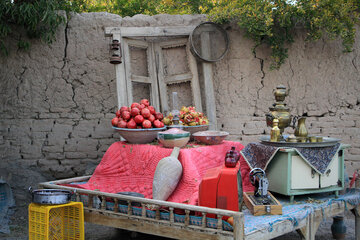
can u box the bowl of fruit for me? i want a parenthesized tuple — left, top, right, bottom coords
(163, 106, 209, 139)
(111, 99, 166, 144)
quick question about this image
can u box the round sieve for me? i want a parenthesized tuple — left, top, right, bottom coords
(189, 22, 229, 62)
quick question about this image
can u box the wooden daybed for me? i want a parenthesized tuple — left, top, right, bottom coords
(39, 176, 360, 240)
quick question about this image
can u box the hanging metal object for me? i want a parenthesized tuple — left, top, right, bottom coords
(189, 22, 229, 62)
(111, 39, 120, 50)
(109, 39, 122, 64)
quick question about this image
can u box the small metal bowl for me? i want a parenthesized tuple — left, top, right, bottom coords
(193, 130, 229, 145)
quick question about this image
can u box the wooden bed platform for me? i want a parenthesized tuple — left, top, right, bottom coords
(39, 176, 360, 240)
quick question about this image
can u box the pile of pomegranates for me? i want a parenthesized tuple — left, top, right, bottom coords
(111, 99, 165, 129)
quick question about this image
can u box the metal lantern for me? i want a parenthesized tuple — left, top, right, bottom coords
(110, 39, 122, 64)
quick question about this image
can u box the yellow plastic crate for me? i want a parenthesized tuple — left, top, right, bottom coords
(29, 202, 84, 240)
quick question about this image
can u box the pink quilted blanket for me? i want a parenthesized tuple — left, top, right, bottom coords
(69, 141, 253, 205)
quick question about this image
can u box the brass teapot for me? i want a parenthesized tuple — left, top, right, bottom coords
(265, 85, 292, 135)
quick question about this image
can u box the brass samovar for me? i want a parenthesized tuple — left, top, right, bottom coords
(265, 85, 292, 138)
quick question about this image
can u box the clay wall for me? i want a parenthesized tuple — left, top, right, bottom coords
(0, 13, 359, 205)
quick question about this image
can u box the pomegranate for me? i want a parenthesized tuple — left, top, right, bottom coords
(141, 108, 151, 118)
(130, 107, 140, 117)
(148, 106, 156, 115)
(155, 112, 163, 120)
(111, 117, 119, 127)
(140, 99, 150, 107)
(127, 119, 137, 129)
(148, 114, 155, 123)
(121, 111, 131, 121)
(115, 110, 121, 118)
(134, 115, 144, 124)
(120, 106, 128, 113)
(142, 120, 152, 128)
(153, 119, 162, 128)
(138, 104, 146, 110)
(118, 120, 127, 128)
(131, 102, 140, 109)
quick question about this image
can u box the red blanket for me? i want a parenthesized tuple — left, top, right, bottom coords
(70, 141, 253, 205)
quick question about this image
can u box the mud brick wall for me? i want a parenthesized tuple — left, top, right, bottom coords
(0, 13, 359, 206)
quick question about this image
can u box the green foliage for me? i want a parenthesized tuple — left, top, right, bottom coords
(0, 0, 84, 55)
(208, 0, 359, 69)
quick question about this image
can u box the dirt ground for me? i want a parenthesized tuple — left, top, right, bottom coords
(0, 206, 356, 240)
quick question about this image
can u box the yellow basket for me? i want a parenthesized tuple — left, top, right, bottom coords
(29, 202, 84, 240)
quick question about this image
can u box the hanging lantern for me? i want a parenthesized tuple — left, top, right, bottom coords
(109, 39, 122, 64)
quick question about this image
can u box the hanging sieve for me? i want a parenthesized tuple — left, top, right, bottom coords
(189, 22, 229, 62)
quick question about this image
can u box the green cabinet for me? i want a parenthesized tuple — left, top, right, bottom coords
(266, 145, 347, 203)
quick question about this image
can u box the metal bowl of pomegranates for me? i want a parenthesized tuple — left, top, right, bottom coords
(113, 126, 167, 144)
(193, 130, 229, 145)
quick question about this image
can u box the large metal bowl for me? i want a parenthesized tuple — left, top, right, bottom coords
(113, 126, 167, 144)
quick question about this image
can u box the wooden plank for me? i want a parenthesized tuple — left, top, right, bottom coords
(246, 216, 308, 240)
(154, 43, 169, 113)
(165, 73, 192, 84)
(186, 39, 202, 113)
(158, 38, 188, 48)
(200, 32, 217, 130)
(105, 26, 197, 37)
(125, 38, 149, 48)
(113, 33, 128, 108)
(233, 213, 244, 240)
(147, 42, 161, 111)
(123, 39, 133, 106)
(84, 210, 234, 240)
(131, 74, 151, 84)
(352, 206, 360, 240)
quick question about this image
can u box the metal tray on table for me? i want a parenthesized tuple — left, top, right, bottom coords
(259, 136, 340, 148)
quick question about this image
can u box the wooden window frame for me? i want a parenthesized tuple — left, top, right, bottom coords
(105, 26, 217, 129)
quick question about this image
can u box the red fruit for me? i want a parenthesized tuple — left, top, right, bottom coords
(137, 126, 143, 129)
(142, 120, 152, 128)
(111, 117, 119, 127)
(127, 119, 137, 129)
(155, 112, 163, 120)
(134, 115, 144, 124)
(130, 107, 140, 117)
(120, 106, 128, 113)
(131, 102, 140, 109)
(159, 122, 164, 128)
(141, 108, 151, 118)
(140, 99, 150, 107)
(148, 114, 155, 122)
(148, 106, 156, 115)
(138, 104, 146, 111)
(115, 110, 121, 118)
(153, 119, 161, 128)
(118, 120, 127, 128)
(121, 111, 131, 121)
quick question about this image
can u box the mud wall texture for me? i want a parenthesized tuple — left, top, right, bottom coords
(0, 13, 359, 206)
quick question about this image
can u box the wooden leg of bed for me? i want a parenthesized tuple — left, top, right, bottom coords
(296, 210, 321, 240)
(352, 206, 360, 240)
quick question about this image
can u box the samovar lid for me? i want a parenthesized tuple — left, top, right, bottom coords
(269, 103, 289, 111)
